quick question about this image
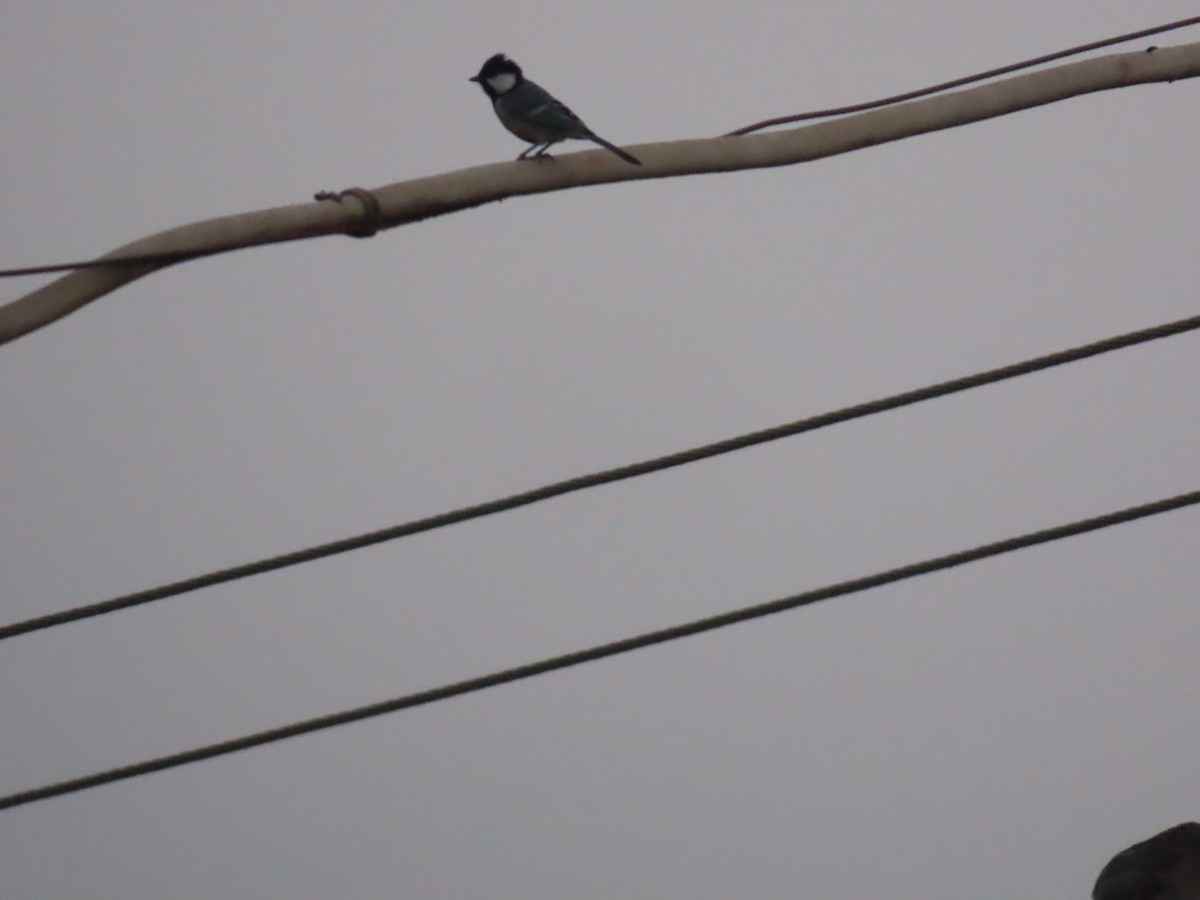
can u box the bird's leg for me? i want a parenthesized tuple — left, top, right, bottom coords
(516, 143, 555, 162)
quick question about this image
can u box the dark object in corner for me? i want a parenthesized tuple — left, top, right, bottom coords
(1093, 823, 1200, 899)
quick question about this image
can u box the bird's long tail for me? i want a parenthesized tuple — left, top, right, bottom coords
(587, 134, 642, 165)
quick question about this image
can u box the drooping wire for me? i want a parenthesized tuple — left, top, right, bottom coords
(0, 249, 214, 279)
(724, 15, 1200, 136)
(2, 312, 1198, 642)
(1, 487, 1196, 811)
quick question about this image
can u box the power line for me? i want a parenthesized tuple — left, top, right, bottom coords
(0, 249, 209, 279)
(2, 487, 1196, 811)
(3, 312, 1198, 642)
(725, 15, 1200, 136)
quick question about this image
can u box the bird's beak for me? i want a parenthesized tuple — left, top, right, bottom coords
(468, 75, 480, 82)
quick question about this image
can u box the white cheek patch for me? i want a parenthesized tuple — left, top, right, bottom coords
(486, 72, 518, 94)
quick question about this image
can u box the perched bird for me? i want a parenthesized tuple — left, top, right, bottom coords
(469, 54, 641, 165)
(1093, 823, 1200, 900)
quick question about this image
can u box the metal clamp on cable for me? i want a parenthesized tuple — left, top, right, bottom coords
(314, 188, 382, 238)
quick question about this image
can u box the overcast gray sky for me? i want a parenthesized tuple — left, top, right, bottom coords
(3, 3, 1198, 898)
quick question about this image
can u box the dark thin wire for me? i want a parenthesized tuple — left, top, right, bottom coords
(3, 312, 1198, 642)
(0, 249, 215, 279)
(2, 487, 1196, 811)
(724, 16, 1200, 136)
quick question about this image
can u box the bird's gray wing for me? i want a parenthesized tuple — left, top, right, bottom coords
(513, 82, 592, 137)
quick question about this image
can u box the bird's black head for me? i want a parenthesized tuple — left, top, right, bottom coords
(469, 54, 523, 98)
